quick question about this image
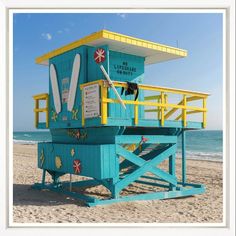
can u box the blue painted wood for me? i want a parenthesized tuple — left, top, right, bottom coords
(62, 179, 100, 188)
(87, 186, 205, 206)
(51, 126, 121, 144)
(108, 50, 145, 120)
(115, 135, 177, 144)
(134, 179, 170, 189)
(49, 46, 87, 128)
(115, 144, 177, 192)
(38, 115, 203, 131)
(119, 143, 173, 171)
(32, 175, 205, 207)
(87, 45, 109, 82)
(169, 153, 176, 190)
(38, 143, 117, 180)
(37, 123, 47, 129)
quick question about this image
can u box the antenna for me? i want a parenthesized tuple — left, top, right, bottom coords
(176, 40, 179, 48)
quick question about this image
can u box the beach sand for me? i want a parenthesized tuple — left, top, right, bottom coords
(13, 143, 223, 223)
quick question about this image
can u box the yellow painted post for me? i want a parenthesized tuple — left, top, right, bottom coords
(161, 92, 165, 126)
(164, 94, 168, 111)
(134, 102, 138, 125)
(101, 84, 108, 125)
(182, 95, 187, 127)
(45, 95, 49, 128)
(203, 98, 207, 128)
(157, 97, 161, 120)
(35, 99, 39, 128)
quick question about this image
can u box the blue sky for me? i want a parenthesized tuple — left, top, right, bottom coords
(13, 13, 223, 131)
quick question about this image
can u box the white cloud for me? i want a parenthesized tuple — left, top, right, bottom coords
(117, 13, 126, 19)
(64, 28, 70, 32)
(57, 30, 63, 34)
(41, 33, 52, 40)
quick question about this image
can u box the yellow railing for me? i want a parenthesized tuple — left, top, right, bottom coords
(145, 94, 168, 120)
(33, 93, 49, 128)
(80, 80, 209, 128)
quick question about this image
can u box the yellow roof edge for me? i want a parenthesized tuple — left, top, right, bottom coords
(35, 29, 187, 65)
(101, 29, 188, 57)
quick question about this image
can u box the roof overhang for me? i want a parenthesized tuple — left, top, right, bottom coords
(36, 30, 188, 66)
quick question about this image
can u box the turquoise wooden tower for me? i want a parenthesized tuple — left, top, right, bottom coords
(33, 30, 209, 206)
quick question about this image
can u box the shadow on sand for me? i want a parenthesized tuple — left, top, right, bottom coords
(13, 184, 94, 207)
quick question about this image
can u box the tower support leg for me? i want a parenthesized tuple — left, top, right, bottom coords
(169, 154, 176, 190)
(42, 169, 46, 186)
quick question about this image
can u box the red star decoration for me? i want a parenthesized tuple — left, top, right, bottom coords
(73, 159, 81, 174)
(94, 48, 106, 64)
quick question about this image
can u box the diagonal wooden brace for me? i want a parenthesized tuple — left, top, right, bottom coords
(116, 144, 177, 192)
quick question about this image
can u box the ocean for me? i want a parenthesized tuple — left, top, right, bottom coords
(13, 130, 223, 162)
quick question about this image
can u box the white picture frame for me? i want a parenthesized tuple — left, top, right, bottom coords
(0, 1, 235, 235)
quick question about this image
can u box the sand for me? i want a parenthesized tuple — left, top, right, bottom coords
(13, 143, 223, 224)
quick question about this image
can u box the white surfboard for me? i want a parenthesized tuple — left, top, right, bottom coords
(100, 65, 126, 109)
(50, 64, 61, 114)
(67, 54, 81, 111)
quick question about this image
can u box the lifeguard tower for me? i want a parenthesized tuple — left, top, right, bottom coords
(33, 30, 209, 206)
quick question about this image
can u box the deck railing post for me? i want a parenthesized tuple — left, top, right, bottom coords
(203, 97, 207, 128)
(134, 102, 139, 125)
(101, 83, 108, 125)
(157, 97, 161, 120)
(161, 92, 165, 126)
(35, 99, 39, 128)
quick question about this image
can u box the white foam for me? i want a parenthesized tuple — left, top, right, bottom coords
(13, 139, 38, 144)
(176, 151, 222, 162)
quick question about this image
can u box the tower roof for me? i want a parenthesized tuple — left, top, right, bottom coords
(36, 30, 187, 65)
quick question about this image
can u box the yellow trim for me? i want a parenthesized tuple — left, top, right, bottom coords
(186, 96, 203, 102)
(102, 30, 187, 56)
(182, 95, 187, 127)
(161, 92, 165, 126)
(81, 80, 209, 97)
(104, 98, 207, 111)
(109, 80, 209, 97)
(36, 30, 187, 65)
(203, 98, 207, 128)
(144, 94, 168, 119)
(33, 93, 49, 128)
(145, 109, 159, 112)
(34, 108, 47, 112)
(80, 80, 103, 89)
(175, 110, 204, 121)
(134, 103, 139, 125)
(79, 80, 209, 128)
(35, 99, 39, 128)
(101, 85, 108, 125)
(33, 93, 49, 100)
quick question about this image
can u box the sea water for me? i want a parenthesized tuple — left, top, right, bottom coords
(13, 130, 223, 162)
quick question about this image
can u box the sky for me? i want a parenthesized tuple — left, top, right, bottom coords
(13, 12, 223, 131)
